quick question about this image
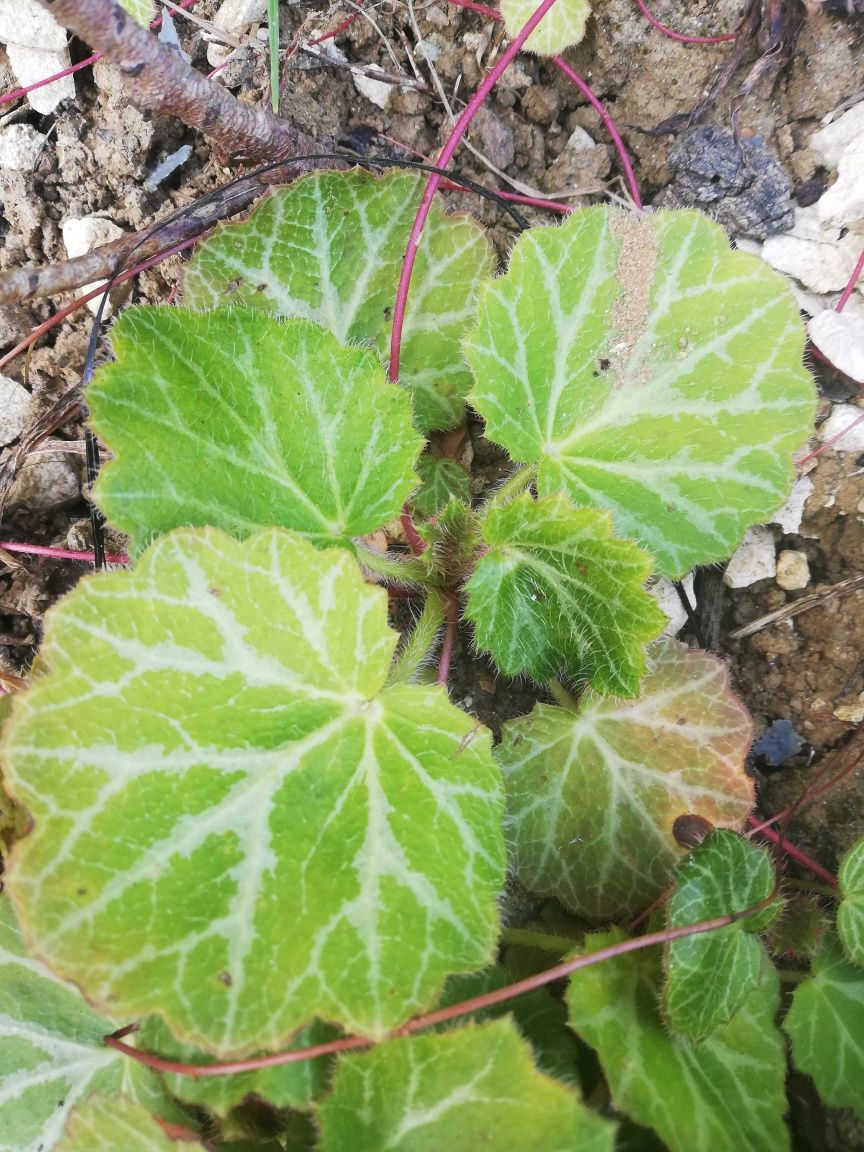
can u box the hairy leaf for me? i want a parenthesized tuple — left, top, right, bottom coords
(317, 1018, 615, 1152)
(838, 836, 864, 966)
(465, 206, 815, 578)
(411, 455, 472, 517)
(55, 1096, 202, 1152)
(784, 934, 864, 1118)
(183, 169, 494, 431)
(501, 0, 589, 54)
(120, 0, 155, 25)
(89, 310, 422, 553)
(567, 931, 789, 1152)
(767, 893, 827, 961)
(498, 642, 754, 919)
(665, 830, 778, 1040)
(4, 529, 504, 1055)
(464, 493, 665, 694)
(0, 899, 176, 1152)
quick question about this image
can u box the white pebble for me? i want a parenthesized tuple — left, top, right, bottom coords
(775, 550, 810, 591)
(0, 374, 31, 446)
(353, 72, 393, 111)
(0, 0, 66, 50)
(649, 574, 696, 638)
(62, 215, 126, 316)
(808, 310, 864, 385)
(817, 134, 864, 231)
(5, 45, 75, 114)
(812, 103, 864, 171)
(207, 0, 267, 66)
(723, 526, 776, 589)
(770, 475, 814, 535)
(0, 124, 45, 171)
(817, 402, 864, 453)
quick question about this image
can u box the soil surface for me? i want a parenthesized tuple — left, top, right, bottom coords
(1, 1, 863, 1145)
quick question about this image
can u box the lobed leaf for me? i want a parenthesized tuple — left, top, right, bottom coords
(838, 836, 864, 966)
(0, 898, 175, 1152)
(183, 168, 495, 431)
(664, 830, 778, 1040)
(316, 1017, 615, 1152)
(498, 642, 754, 920)
(4, 528, 504, 1055)
(784, 934, 864, 1118)
(88, 310, 422, 554)
(501, 0, 590, 55)
(464, 492, 665, 694)
(465, 206, 816, 578)
(55, 1096, 202, 1152)
(410, 455, 472, 517)
(566, 931, 789, 1152)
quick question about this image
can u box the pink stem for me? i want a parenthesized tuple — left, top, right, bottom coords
(307, 8, 362, 45)
(797, 409, 864, 467)
(437, 593, 459, 684)
(632, 0, 735, 44)
(0, 541, 129, 565)
(747, 817, 837, 888)
(105, 910, 747, 1076)
(400, 507, 426, 555)
(0, 0, 201, 108)
(836, 241, 864, 313)
(389, 0, 564, 383)
(0, 235, 200, 373)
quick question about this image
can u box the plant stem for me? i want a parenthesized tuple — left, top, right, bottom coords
(268, 0, 280, 113)
(500, 926, 577, 955)
(547, 679, 580, 713)
(484, 464, 537, 511)
(387, 589, 447, 685)
(436, 592, 459, 685)
(355, 546, 432, 586)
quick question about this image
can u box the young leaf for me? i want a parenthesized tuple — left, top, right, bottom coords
(501, 0, 589, 55)
(137, 1015, 336, 1116)
(183, 169, 495, 431)
(316, 1017, 615, 1152)
(566, 931, 789, 1152)
(766, 893, 827, 961)
(465, 206, 815, 578)
(120, 0, 155, 25)
(4, 528, 504, 1055)
(411, 455, 472, 517)
(464, 493, 665, 695)
(498, 642, 754, 920)
(55, 1096, 202, 1152)
(0, 898, 177, 1152)
(784, 934, 864, 1118)
(88, 310, 422, 554)
(664, 830, 778, 1040)
(838, 836, 864, 966)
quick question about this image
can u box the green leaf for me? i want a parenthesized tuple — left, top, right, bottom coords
(415, 499, 480, 583)
(88, 310, 422, 554)
(464, 493, 665, 694)
(0, 898, 176, 1152)
(137, 1015, 336, 1116)
(838, 837, 864, 966)
(664, 830, 778, 1040)
(465, 206, 816, 578)
(119, 0, 155, 25)
(784, 934, 864, 1118)
(316, 1017, 615, 1152)
(767, 893, 827, 960)
(498, 641, 755, 920)
(55, 1096, 202, 1152)
(4, 528, 504, 1055)
(566, 931, 789, 1152)
(500, 0, 589, 55)
(411, 455, 472, 517)
(183, 169, 495, 431)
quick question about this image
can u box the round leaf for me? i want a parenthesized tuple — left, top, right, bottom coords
(838, 836, 864, 967)
(88, 310, 422, 554)
(4, 529, 504, 1055)
(501, 0, 589, 55)
(465, 206, 816, 578)
(498, 642, 755, 920)
(317, 1017, 615, 1152)
(56, 1096, 202, 1152)
(183, 169, 495, 431)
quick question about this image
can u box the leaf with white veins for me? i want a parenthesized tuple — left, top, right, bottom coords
(838, 837, 864, 967)
(88, 310, 422, 554)
(498, 642, 754, 920)
(4, 529, 504, 1056)
(465, 206, 816, 577)
(55, 1096, 203, 1152)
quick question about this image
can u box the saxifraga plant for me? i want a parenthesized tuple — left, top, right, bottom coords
(2, 167, 863, 1152)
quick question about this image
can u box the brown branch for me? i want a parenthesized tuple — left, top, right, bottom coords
(36, 0, 326, 164)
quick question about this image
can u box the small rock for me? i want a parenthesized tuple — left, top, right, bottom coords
(424, 4, 450, 24)
(808, 310, 864, 384)
(7, 454, 80, 511)
(0, 375, 30, 446)
(207, 0, 267, 67)
(752, 719, 804, 767)
(5, 45, 74, 114)
(762, 226, 864, 294)
(0, 0, 67, 49)
(775, 550, 810, 591)
(817, 402, 864, 453)
(472, 107, 514, 170)
(496, 64, 533, 90)
(834, 693, 864, 725)
(565, 126, 595, 152)
(817, 134, 864, 231)
(61, 215, 126, 316)
(0, 124, 45, 171)
(723, 526, 776, 588)
(649, 573, 696, 638)
(353, 72, 392, 111)
(812, 103, 864, 171)
(770, 475, 814, 535)
(521, 85, 558, 126)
